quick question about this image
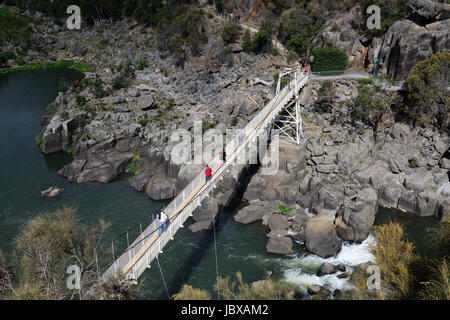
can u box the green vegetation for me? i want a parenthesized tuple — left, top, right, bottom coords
(202, 119, 219, 133)
(35, 134, 43, 150)
(66, 146, 74, 154)
(45, 104, 56, 112)
(287, 51, 300, 64)
(137, 113, 149, 127)
(75, 94, 86, 106)
(242, 20, 274, 54)
(278, 4, 324, 57)
(311, 47, 347, 73)
(351, 81, 399, 132)
(408, 158, 419, 168)
(0, 61, 91, 74)
(358, 0, 411, 35)
(0, 207, 139, 299)
(344, 219, 450, 300)
(136, 58, 149, 70)
(126, 148, 144, 175)
(0, 8, 33, 63)
(405, 52, 450, 132)
(278, 204, 295, 215)
(222, 21, 241, 45)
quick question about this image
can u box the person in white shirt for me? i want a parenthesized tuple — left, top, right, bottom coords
(158, 209, 168, 235)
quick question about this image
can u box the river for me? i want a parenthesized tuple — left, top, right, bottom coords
(0, 70, 437, 300)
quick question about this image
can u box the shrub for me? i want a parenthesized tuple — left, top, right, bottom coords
(311, 47, 348, 73)
(35, 134, 43, 150)
(241, 28, 253, 52)
(287, 51, 299, 64)
(172, 284, 211, 300)
(0, 51, 15, 65)
(46, 104, 56, 112)
(112, 77, 128, 91)
(370, 222, 416, 299)
(408, 158, 419, 168)
(136, 57, 149, 70)
(278, 204, 295, 215)
(222, 21, 241, 44)
(215, 272, 295, 300)
(75, 94, 86, 105)
(419, 258, 450, 300)
(278, 6, 324, 56)
(405, 52, 450, 132)
(58, 79, 68, 93)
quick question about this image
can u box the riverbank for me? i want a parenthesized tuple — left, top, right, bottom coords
(0, 60, 91, 75)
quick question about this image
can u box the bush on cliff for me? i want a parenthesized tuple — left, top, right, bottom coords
(222, 21, 241, 44)
(241, 20, 274, 54)
(405, 52, 450, 133)
(311, 47, 348, 73)
(0, 8, 33, 55)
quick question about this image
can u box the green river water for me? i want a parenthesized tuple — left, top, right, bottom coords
(0, 70, 437, 299)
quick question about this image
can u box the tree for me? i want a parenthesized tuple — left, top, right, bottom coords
(222, 21, 241, 45)
(1, 207, 139, 300)
(405, 52, 450, 132)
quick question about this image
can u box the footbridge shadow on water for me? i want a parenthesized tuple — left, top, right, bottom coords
(154, 163, 261, 300)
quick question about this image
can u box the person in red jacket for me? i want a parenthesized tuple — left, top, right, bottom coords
(205, 165, 212, 183)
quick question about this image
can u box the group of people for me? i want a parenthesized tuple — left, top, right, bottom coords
(222, 9, 239, 22)
(301, 61, 310, 73)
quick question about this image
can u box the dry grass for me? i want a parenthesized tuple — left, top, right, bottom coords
(419, 258, 450, 300)
(172, 284, 211, 300)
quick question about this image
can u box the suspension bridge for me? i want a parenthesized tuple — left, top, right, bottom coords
(95, 68, 372, 292)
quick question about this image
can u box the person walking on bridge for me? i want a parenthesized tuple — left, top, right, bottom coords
(220, 148, 227, 164)
(205, 165, 212, 183)
(158, 209, 167, 236)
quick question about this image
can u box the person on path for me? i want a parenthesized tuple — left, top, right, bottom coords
(158, 209, 167, 236)
(205, 165, 212, 183)
(220, 148, 227, 164)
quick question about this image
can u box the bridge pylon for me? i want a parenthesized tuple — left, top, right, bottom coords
(273, 67, 304, 145)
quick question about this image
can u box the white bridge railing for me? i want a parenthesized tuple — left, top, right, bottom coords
(100, 72, 309, 283)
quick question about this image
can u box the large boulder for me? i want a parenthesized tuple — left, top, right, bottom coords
(378, 183, 403, 208)
(304, 218, 342, 258)
(317, 262, 337, 276)
(188, 196, 220, 233)
(311, 185, 345, 217)
(409, 0, 450, 23)
(335, 188, 379, 242)
(266, 236, 294, 255)
(377, 17, 450, 78)
(268, 214, 290, 231)
(146, 175, 177, 200)
(404, 168, 436, 192)
(234, 202, 278, 224)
